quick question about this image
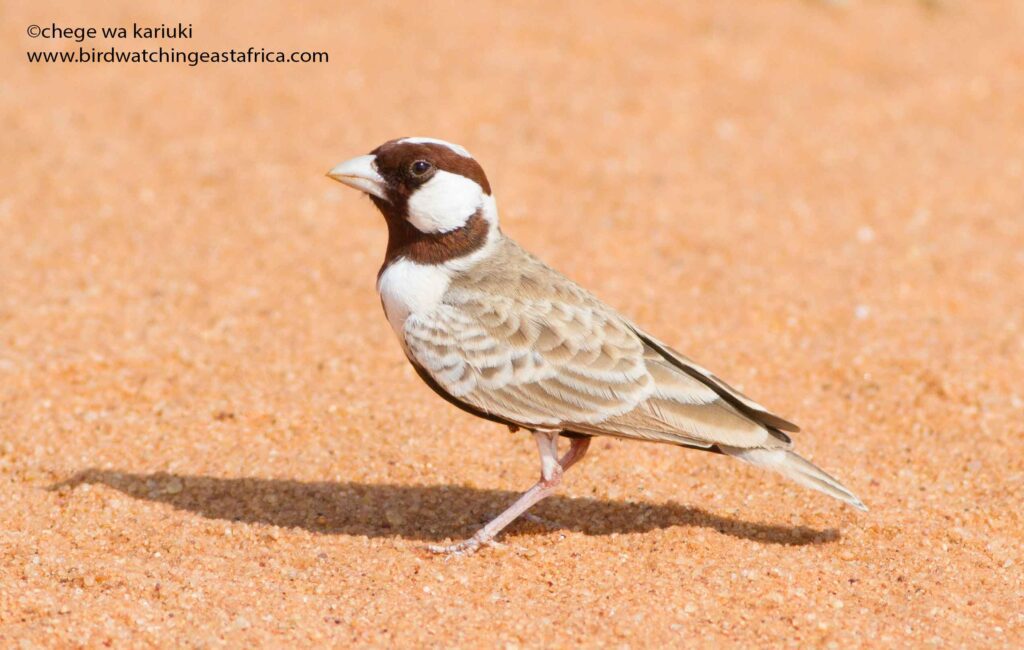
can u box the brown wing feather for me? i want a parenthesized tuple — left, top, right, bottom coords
(403, 238, 795, 450)
(629, 328, 800, 434)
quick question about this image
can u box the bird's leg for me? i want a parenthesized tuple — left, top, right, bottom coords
(558, 435, 590, 472)
(427, 432, 589, 556)
(521, 435, 591, 528)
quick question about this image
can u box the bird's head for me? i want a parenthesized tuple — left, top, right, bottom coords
(328, 137, 495, 236)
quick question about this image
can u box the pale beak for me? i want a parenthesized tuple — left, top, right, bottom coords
(326, 154, 387, 200)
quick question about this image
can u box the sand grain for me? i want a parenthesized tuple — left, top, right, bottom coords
(2, 1, 1023, 647)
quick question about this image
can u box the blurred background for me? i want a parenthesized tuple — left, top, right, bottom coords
(2, 1, 1022, 647)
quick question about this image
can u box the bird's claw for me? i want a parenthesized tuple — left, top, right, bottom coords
(426, 535, 503, 557)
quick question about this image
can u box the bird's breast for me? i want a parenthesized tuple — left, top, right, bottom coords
(376, 257, 452, 338)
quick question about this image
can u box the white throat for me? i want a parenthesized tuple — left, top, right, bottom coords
(377, 259, 453, 339)
(376, 215, 501, 340)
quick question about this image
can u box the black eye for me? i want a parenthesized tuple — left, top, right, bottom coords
(410, 160, 432, 176)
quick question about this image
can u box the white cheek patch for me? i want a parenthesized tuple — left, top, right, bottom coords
(407, 171, 485, 234)
(399, 137, 471, 157)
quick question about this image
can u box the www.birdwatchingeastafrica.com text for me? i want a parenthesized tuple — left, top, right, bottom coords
(27, 46, 328, 66)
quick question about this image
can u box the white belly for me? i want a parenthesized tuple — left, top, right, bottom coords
(376, 258, 452, 337)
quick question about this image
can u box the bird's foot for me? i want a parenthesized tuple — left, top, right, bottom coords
(426, 532, 502, 557)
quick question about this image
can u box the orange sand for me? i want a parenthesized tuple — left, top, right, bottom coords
(2, 1, 1022, 647)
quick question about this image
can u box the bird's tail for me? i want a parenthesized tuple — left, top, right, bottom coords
(720, 446, 867, 511)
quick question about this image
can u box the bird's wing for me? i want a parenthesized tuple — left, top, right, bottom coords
(404, 281, 652, 429)
(402, 241, 794, 450)
(628, 328, 801, 434)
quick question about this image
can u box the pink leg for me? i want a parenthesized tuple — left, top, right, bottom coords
(559, 436, 590, 471)
(428, 433, 591, 556)
(521, 435, 591, 529)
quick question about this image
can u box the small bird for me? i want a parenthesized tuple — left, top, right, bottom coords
(328, 137, 866, 555)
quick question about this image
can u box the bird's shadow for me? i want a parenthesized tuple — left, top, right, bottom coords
(49, 469, 839, 546)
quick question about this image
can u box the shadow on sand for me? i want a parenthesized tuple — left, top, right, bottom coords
(50, 469, 839, 546)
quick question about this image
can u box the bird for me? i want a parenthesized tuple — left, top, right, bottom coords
(327, 137, 866, 555)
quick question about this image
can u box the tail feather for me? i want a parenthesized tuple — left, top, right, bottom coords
(721, 446, 867, 511)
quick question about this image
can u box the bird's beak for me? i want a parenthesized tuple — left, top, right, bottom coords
(326, 155, 387, 200)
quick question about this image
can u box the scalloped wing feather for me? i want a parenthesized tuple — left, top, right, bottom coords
(402, 239, 795, 450)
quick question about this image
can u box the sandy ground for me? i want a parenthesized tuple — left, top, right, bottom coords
(3, 0, 1023, 647)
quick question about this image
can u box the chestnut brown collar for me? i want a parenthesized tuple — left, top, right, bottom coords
(377, 208, 490, 277)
